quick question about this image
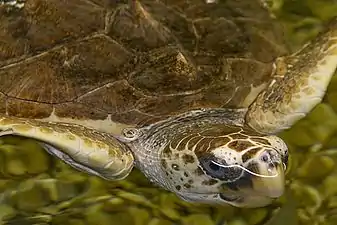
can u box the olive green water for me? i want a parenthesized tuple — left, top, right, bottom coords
(0, 1, 337, 225)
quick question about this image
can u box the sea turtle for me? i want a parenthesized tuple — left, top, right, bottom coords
(0, 0, 336, 208)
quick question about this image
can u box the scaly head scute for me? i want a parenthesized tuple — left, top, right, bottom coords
(158, 125, 288, 208)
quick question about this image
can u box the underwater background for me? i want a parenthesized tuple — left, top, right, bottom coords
(0, 0, 337, 224)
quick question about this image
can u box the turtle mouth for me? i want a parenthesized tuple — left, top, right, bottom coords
(216, 150, 285, 199)
(196, 149, 285, 198)
(224, 154, 285, 199)
(249, 160, 285, 198)
(176, 162, 285, 197)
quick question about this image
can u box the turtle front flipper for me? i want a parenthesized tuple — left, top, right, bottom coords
(0, 117, 134, 180)
(246, 17, 337, 134)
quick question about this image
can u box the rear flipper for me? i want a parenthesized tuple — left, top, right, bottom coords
(246, 17, 337, 134)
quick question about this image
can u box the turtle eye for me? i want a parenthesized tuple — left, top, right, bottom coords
(198, 154, 243, 182)
(208, 161, 221, 171)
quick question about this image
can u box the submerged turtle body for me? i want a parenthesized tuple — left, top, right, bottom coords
(0, 0, 336, 208)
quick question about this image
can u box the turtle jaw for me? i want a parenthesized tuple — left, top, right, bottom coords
(248, 150, 285, 199)
(215, 150, 285, 208)
(229, 148, 286, 202)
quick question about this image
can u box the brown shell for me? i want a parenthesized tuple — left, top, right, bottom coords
(0, 0, 288, 126)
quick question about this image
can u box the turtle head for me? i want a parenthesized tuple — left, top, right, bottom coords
(160, 127, 288, 208)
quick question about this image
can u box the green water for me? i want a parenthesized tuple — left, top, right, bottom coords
(0, 0, 337, 225)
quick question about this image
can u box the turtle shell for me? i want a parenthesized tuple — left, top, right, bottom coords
(0, 0, 288, 128)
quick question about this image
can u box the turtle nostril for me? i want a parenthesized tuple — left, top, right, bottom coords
(261, 154, 269, 162)
(259, 149, 281, 164)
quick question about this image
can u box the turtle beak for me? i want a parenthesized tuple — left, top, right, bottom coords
(250, 149, 285, 198)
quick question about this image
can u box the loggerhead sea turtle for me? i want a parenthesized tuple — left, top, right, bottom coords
(0, 0, 336, 208)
